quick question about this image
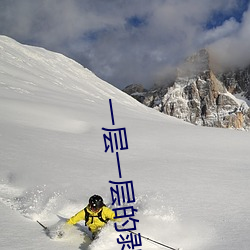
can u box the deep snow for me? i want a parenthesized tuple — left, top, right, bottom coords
(0, 36, 250, 250)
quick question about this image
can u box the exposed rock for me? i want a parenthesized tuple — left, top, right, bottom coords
(123, 83, 146, 95)
(123, 84, 147, 103)
(217, 66, 250, 99)
(123, 49, 250, 130)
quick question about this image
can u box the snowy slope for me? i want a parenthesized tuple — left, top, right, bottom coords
(0, 36, 250, 250)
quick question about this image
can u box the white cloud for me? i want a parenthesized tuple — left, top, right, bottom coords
(0, 0, 249, 88)
(209, 5, 250, 68)
(200, 18, 240, 45)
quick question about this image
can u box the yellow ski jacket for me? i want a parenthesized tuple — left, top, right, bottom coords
(67, 206, 116, 233)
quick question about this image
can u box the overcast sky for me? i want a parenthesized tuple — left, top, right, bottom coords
(0, 0, 249, 89)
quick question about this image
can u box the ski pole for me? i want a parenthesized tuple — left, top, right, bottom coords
(128, 230, 181, 250)
(37, 220, 48, 230)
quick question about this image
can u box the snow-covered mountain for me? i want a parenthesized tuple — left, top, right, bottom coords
(124, 49, 250, 130)
(1, 36, 250, 250)
(217, 65, 250, 100)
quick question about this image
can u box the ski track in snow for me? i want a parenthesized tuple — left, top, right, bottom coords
(0, 181, 62, 221)
(0, 179, 213, 250)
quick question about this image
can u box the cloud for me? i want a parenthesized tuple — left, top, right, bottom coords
(209, 4, 250, 69)
(200, 18, 240, 45)
(0, 0, 249, 89)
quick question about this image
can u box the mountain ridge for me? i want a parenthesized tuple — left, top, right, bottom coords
(123, 49, 250, 130)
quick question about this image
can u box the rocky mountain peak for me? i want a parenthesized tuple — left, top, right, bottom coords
(177, 48, 210, 78)
(123, 49, 250, 130)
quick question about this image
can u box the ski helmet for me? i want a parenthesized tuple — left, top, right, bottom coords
(89, 195, 104, 211)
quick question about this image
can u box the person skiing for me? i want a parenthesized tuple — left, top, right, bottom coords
(66, 194, 117, 239)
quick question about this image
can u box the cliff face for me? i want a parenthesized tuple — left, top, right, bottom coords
(217, 66, 250, 99)
(123, 49, 250, 130)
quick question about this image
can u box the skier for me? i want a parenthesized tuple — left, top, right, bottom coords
(66, 194, 117, 239)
